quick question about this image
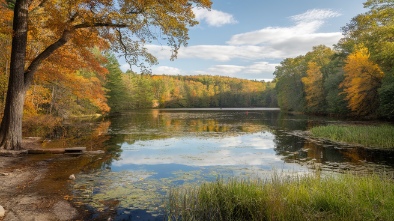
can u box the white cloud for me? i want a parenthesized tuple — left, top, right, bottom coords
(147, 9, 342, 64)
(143, 9, 342, 80)
(227, 9, 342, 49)
(120, 63, 131, 72)
(147, 44, 281, 61)
(290, 9, 341, 22)
(206, 62, 278, 79)
(245, 62, 278, 74)
(152, 66, 182, 75)
(193, 8, 238, 27)
(208, 65, 245, 76)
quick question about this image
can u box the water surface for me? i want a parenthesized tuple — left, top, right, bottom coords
(63, 109, 394, 220)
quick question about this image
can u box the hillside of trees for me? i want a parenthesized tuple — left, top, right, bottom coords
(106, 54, 277, 112)
(274, 0, 394, 119)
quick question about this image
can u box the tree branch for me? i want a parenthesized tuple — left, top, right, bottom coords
(24, 29, 72, 88)
(24, 20, 129, 88)
(74, 22, 128, 29)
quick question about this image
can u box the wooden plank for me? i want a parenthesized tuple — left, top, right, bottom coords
(28, 149, 65, 154)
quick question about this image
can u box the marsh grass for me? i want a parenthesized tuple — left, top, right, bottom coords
(166, 173, 394, 221)
(309, 124, 394, 149)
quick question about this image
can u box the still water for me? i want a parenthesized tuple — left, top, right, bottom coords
(62, 109, 394, 220)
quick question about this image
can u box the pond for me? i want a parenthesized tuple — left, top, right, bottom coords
(43, 108, 394, 220)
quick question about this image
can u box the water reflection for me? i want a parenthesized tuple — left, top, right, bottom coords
(64, 109, 394, 220)
(114, 133, 280, 167)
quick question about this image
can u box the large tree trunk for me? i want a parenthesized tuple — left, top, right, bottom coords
(0, 0, 30, 150)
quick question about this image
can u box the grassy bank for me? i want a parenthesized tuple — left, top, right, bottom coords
(166, 173, 394, 221)
(309, 124, 394, 149)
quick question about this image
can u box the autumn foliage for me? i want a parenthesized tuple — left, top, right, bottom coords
(341, 46, 384, 116)
(302, 62, 324, 112)
(275, 0, 394, 119)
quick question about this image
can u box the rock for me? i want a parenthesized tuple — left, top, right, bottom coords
(69, 174, 76, 180)
(0, 205, 5, 217)
(1, 172, 9, 176)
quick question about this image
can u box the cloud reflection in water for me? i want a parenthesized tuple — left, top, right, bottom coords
(112, 132, 302, 171)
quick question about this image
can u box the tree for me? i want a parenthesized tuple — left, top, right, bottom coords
(130, 75, 154, 109)
(274, 56, 307, 112)
(338, 0, 394, 72)
(341, 45, 384, 117)
(104, 53, 130, 113)
(302, 62, 324, 113)
(323, 68, 349, 116)
(336, 0, 394, 119)
(0, 0, 212, 150)
(378, 74, 394, 119)
(301, 45, 335, 114)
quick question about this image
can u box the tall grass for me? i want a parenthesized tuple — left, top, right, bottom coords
(309, 124, 394, 149)
(166, 173, 394, 221)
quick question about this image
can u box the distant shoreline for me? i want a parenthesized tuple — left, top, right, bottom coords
(157, 107, 281, 111)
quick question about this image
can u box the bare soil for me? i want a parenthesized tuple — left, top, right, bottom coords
(0, 155, 83, 221)
(0, 138, 105, 221)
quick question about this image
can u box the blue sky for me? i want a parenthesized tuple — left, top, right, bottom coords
(120, 0, 367, 81)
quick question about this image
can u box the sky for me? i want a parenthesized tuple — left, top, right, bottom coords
(119, 0, 367, 81)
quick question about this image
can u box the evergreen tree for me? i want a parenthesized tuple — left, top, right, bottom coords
(104, 53, 129, 113)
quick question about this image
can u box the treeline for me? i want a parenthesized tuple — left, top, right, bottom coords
(0, 46, 276, 120)
(105, 54, 277, 112)
(274, 0, 394, 119)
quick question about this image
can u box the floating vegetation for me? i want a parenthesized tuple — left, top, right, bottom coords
(71, 170, 163, 217)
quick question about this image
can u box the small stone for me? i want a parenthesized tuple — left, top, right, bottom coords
(1, 173, 9, 176)
(0, 205, 5, 217)
(69, 174, 76, 180)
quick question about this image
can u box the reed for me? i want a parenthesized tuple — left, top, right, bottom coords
(309, 124, 394, 149)
(166, 173, 394, 221)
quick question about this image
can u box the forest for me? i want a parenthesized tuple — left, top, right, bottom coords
(0, 49, 276, 119)
(274, 1, 394, 119)
(0, 0, 393, 124)
(106, 55, 277, 112)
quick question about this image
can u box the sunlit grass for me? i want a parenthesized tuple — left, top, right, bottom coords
(166, 173, 394, 221)
(309, 124, 394, 149)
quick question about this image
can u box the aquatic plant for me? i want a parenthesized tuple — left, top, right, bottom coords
(309, 124, 394, 149)
(166, 173, 394, 221)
